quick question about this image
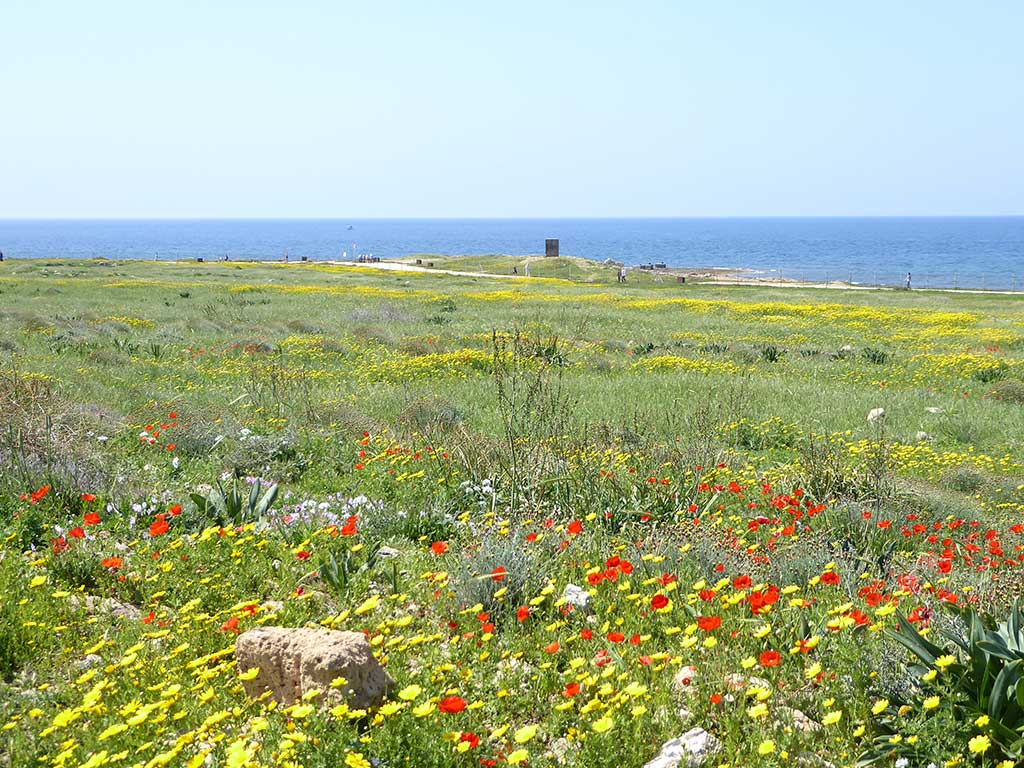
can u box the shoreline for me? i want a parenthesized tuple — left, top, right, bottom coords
(5, 254, 1023, 295)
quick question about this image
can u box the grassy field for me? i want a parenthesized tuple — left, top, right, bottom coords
(2, 257, 1024, 768)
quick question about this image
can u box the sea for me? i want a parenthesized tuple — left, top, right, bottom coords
(1, 217, 1023, 291)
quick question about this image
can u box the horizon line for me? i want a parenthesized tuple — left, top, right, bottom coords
(3, 214, 1024, 222)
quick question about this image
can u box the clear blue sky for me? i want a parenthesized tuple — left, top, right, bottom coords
(2, 1, 1022, 217)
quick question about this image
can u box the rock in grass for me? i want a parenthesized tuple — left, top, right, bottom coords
(70, 595, 142, 620)
(235, 627, 394, 709)
(775, 706, 822, 734)
(642, 728, 722, 768)
(867, 407, 885, 423)
(561, 583, 591, 610)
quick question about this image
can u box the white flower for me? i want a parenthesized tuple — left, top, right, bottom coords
(866, 407, 885, 423)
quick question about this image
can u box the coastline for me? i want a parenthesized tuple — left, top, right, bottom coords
(5, 253, 1024, 295)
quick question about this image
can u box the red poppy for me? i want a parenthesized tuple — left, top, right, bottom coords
(29, 486, 50, 504)
(516, 606, 531, 622)
(101, 556, 123, 569)
(220, 616, 240, 633)
(149, 516, 170, 537)
(650, 594, 669, 610)
(341, 516, 358, 536)
(580, 628, 593, 640)
(168, 504, 182, 516)
(296, 550, 310, 560)
(759, 650, 782, 667)
(820, 571, 841, 586)
(606, 631, 625, 643)
(489, 567, 507, 582)
(68, 527, 85, 539)
(732, 575, 752, 589)
(80, 493, 97, 503)
(438, 696, 467, 714)
(567, 520, 583, 535)
(83, 512, 101, 526)
(563, 682, 581, 697)
(142, 611, 155, 624)
(697, 615, 722, 632)
(459, 733, 479, 749)
(430, 541, 449, 555)
(544, 641, 560, 654)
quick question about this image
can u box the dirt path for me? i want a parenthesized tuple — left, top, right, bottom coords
(324, 260, 530, 280)
(320, 259, 1024, 296)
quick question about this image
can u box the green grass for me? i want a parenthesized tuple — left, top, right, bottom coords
(3, 257, 1024, 768)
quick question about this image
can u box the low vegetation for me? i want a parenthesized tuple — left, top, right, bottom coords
(2, 257, 1024, 767)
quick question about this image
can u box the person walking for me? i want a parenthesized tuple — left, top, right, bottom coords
(905, 272, 912, 290)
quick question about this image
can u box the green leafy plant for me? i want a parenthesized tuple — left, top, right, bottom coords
(862, 347, 891, 365)
(860, 601, 1024, 764)
(317, 540, 383, 594)
(190, 478, 279, 527)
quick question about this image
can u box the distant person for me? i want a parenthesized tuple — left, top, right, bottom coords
(512, 266, 518, 275)
(905, 272, 912, 290)
(0, 251, 4, 262)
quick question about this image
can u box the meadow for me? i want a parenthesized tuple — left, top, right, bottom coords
(2, 256, 1024, 768)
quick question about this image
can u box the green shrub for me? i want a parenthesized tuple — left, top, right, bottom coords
(987, 379, 1024, 404)
(861, 601, 1024, 764)
(973, 361, 1009, 383)
(941, 465, 985, 494)
(862, 347, 892, 365)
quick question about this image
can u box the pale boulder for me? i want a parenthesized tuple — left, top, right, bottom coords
(235, 627, 393, 709)
(642, 728, 722, 768)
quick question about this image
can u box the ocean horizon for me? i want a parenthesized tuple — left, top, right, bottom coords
(2, 216, 1023, 290)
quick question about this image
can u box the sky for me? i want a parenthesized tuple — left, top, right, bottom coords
(1, 1, 1022, 218)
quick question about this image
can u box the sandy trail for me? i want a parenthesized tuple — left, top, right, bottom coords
(319, 259, 1024, 296)
(324, 260, 529, 279)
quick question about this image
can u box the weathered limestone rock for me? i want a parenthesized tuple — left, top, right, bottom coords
(723, 672, 771, 691)
(70, 595, 142, 620)
(642, 728, 722, 768)
(561, 583, 591, 610)
(671, 665, 698, 693)
(775, 706, 823, 735)
(235, 627, 393, 709)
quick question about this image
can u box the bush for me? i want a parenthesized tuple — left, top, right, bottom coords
(862, 347, 892, 365)
(941, 465, 985, 494)
(987, 379, 1024, 404)
(972, 360, 1009, 383)
(861, 601, 1024, 764)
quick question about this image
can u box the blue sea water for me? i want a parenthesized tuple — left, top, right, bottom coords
(1, 217, 1023, 290)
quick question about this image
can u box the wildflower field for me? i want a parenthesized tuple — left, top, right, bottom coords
(3, 257, 1024, 768)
